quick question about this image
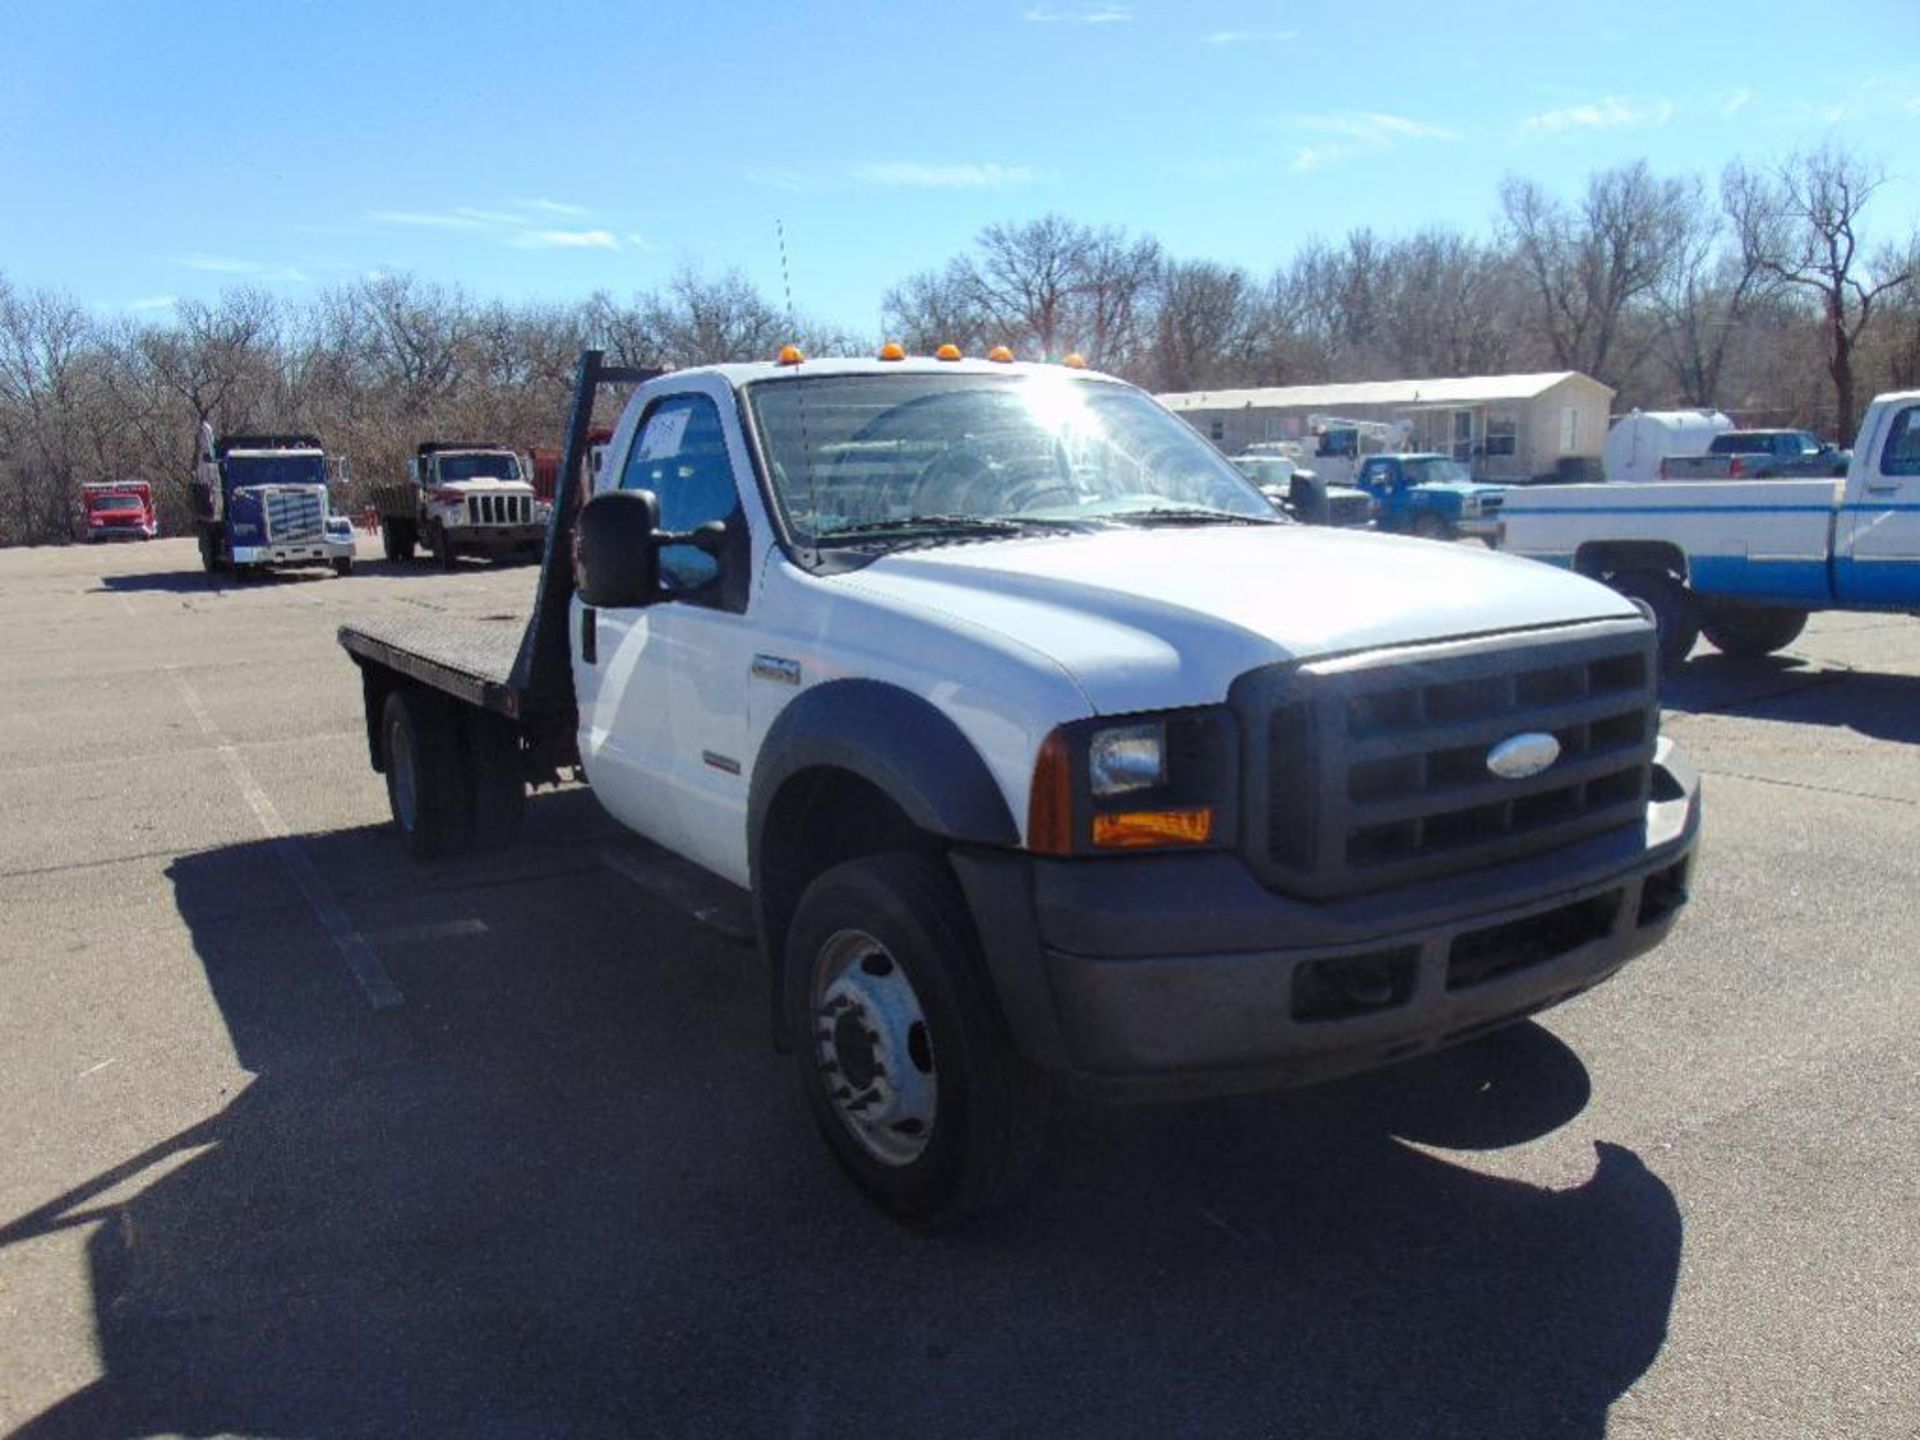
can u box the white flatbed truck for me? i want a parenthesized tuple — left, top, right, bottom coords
(339, 350, 1700, 1224)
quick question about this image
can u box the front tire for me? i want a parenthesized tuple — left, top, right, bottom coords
(785, 853, 1047, 1226)
(198, 526, 223, 575)
(332, 556, 354, 578)
(1701, 604, 1808, 658)
(429, 524, 456, 570)
(1606, 568, 1699, 676)
(1412, 511, 1453, 542)
(381, 690, 473, 860)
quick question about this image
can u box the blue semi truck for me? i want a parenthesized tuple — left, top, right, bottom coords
(191, 425, 357, 579)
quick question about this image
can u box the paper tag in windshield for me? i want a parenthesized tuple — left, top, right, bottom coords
(637, 409, 691, 461)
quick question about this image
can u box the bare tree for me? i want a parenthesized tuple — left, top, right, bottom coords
(1500, 162, 1693, 387)
(1147, 259, 1260, 392)
(1730, 145, 1913, 436)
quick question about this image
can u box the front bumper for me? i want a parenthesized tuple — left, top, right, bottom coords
(442, 522, 544, 549)
(955, 737, 1700, 1101)
(233, 535, 355, 565)
(1456, 515, 1503, 539)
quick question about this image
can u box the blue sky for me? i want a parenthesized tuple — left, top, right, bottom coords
(4, 0, 1917, 335)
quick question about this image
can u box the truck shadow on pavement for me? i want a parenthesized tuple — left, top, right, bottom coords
(1665, 653, 1920, 744)
(3, 815, 1682, 1440)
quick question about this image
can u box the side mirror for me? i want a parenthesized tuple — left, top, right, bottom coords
(574, 490, 661, 608)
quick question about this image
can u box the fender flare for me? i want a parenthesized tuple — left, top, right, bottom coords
(748, 679, 1020, 874)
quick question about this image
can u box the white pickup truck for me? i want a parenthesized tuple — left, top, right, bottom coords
(339, 350, 1700, 1224)
(1498, 391, 1920, 672)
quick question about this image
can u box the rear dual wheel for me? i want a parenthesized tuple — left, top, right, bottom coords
(380, 690, 525, 860)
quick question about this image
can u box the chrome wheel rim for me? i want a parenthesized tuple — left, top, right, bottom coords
(811, 928, 937, 1167)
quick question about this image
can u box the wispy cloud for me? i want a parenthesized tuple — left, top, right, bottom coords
(746, 168, 811, 193)
(855, 161, 1038, 188)
(504, 228, 619, 251)
(1288, 111, 1458, 172)
(1205, 29, 1298, 44)
(1520, 95, 1674, 137)
(1022, 5, 1130, 23)
(172, 254, 309, 282)
(364, 200, 616, 250)
(1720, 89, 1752, 117)
(129, 294, 178, 312)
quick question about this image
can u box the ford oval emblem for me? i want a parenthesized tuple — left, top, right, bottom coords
(1486, 732, 1560, 781)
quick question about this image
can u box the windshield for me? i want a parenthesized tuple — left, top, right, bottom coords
(222, 454, 328, 488)
(90, 494, 145, 512)
(747, 373, 1276, 544)
(1232, 457, 1296, 484)
(437, 453, 520, 482)
(1401, 458, 1473, 486)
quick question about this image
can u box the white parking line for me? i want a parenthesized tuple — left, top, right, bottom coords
(169, 670, 404, 1009)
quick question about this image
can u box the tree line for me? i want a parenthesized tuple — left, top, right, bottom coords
(3, 143, 1914, 547)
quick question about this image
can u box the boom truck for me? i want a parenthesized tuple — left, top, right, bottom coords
(373, 442, 545, 567)
(191, 425, 356, 578)
(338, 349, 1700, 1224)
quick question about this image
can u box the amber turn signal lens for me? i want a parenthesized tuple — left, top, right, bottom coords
(987, 345, 1014, 363)
(777, 344, 805, 365)
(1092, 808, 1214, 849)
(878, 342, 906, 361)
(1027, 731, 1075, 855)
(934, 343, 963, 361)
(1062, 352, 1088, 369)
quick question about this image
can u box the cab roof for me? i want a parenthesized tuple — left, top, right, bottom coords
(670, 356, 1123, 389)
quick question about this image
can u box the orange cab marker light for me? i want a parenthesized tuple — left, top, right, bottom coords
(777, 344, 805, 366)
(934, 343, 963, 361)
(987, 345, 1015, 363)
(878, 342, 906, 361)
(1062, 352, 1088, 370)
(1027, 732, 1075, 855)
(1092, 808, 1214, 850)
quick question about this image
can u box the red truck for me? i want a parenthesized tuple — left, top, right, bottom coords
(81, 481, 158, 541)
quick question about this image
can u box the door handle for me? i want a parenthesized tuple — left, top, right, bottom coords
(1864, 483, 1900, 496)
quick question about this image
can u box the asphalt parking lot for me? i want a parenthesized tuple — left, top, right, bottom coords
(1, 534, 1915, 1438)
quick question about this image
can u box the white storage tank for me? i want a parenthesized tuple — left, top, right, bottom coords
(1604, 409, 1733, 482)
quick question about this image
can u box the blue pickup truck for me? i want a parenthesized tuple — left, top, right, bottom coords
(1354, 454, 1507, 543)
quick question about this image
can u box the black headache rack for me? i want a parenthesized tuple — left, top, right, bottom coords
(416, 441, 513, 457)
(337, 350, 660, 746)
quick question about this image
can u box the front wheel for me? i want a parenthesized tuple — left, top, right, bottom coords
(1411, 511, 1453, 542)
(785, 853, 1047, 1226)
(1701, 604, 1808, 659)
(198, 527, 223, 575)
(1606, 569, 1699, 676)
(429, 524, 456, 570)
(332, 556, 354, 578)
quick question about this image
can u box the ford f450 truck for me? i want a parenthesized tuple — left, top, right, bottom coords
(1497, 390, 1920, 673)
(192, 426, 356, 578)
(338, 351, 1700, 1224)
(373, 442, 546, 567)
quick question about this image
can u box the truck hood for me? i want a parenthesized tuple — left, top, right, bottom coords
(837, 525, 1638, 713)
(1416, 481, 1506, 499)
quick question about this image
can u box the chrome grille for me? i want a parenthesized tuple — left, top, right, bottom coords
(465, 493, 531, 527)
(1238, 623, 1657, 899)
(262, 487, 324, 542)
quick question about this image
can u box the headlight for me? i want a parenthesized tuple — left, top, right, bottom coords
(1089, 722, 1165, 796)
(1028, 708, 1238, 855)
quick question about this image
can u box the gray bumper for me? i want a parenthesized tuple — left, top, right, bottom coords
(955, 738, 1700, 1101)
(445, 524, 544, 549)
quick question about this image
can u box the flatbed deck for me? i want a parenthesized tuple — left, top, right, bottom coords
(339, 610, 529, 715)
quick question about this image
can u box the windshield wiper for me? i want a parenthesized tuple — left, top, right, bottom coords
(1102, 506, 1278, 527)
(817, 514, 1074, 544)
